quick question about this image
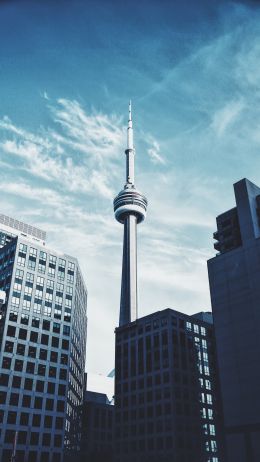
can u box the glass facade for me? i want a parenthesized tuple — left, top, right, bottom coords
(0, 231, 87, 462)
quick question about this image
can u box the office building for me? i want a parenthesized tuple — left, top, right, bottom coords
(80, 388, 114, 462)
(114, 308, 224, 462)
(0, 215, 87, 462)
(208, 178, 260, 462)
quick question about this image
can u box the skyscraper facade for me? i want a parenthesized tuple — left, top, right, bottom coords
(208, 178, 260, 462)
(0, 215, 87, 462)
(114, 308, 224, 462)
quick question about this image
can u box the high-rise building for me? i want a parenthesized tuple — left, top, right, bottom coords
(208, 178, 260, 462)
(114, 308, 224, 462)
(80, 387, 114, 462)
(113, 102, 147, 326)
(0, 215, 87, 462)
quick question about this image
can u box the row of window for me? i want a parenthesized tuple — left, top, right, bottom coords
(117, 317, 207, 340)
(1, 409, 64, 430)
(3, 429, 63, 447)
(6, 325, 70, 348)
(0, 391, 65, 412)
(17, 244, 75, 282)
(2, 356, 67, 380)
(0, 374, 66, 396)
(1, 449, 61, 462)
(8, 315, 71, 335)
(4, 340, 68, 364)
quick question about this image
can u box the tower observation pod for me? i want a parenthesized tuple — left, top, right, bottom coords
(114, 102, 148, 326)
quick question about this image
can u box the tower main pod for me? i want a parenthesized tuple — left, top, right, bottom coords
(114, 103, 147, 326)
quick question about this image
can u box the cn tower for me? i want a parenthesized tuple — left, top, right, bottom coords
(114, 103, 148, 326)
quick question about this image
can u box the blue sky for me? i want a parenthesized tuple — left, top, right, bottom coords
(1, 0, 260, 374)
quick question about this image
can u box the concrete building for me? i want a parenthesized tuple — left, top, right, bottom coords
(114, 308, 224, 462)
(208, 178, 260, 462)
(0, 215, 87, 462)
(80, 388, 114, 462)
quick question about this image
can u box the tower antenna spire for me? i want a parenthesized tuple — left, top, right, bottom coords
(127, 100, 134, 152)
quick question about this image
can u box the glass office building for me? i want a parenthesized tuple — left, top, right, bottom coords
(0, 215, 87, 462)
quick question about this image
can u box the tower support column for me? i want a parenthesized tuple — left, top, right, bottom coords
(120, 214, 137, 326)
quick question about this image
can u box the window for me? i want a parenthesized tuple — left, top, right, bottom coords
(53, 322, 60, 334)
(43, 305, 52, 317)
(22, 395, 31, 407)
(16, 343, 25, 356)
(37, 364, 46, 376)
(9, 393, 19, 406)
(28, 346, 37, 358)
(34, 397, 43, 409)
(26, 272, 34, 283)
(41, 334, 49, 346)
(18, 431, 27, 444)
(62, 339, 69, 350)
(14, 359, 23, 372)
(36, 276, 44, 288)
(0, 373, 9, 386)
(21, 314, 29, 325)
(43, 320, 50, 331)
(54, 435, 62, 447)
(12, 376, 21, 388)
(32, 414, 41, 427)
(58, 384, 66, 396)
(57, 400, 65, 412)
(5, 340, 14, 353)
(2, 356, 12, 369)
(20, 243, 27, 253)
(59, 369, 67, 380)
(49, 366, 56, 378)
(61, 353, 68, 365)
(30, 331, 38, 343)
(0, 391, 7, 404)
(194, 324, 199, 333)
(19, 328, 27, 340)
(63, 325, 70, 336)
(26, 362, 35, 374)
(36, 380, 44, 392)
(186, 321, 192, 331)
(24, 378, 33, 390)
(42, 433, 51, 446)
(209, 424, 216, 436)
(5, 429, 16, 443)
(55, 417, 63, 429)
(38, 348, 46, 360)
(46, 399, 54, 410)
(33, 301, 42, 314)
(20, 412, 29, 425)
(32, 317, 40, 328)
(47, 382, 55, 394)
(201, 326, 206, 336)
(7, 325, 16, 337)
(30, 432, 39, 445)
(7, 411, 17, 424)
(9, 311, 18, 322)
(44, 415, 53, 428)
(47, 279, 54, 290)
(50, 351, 58, 363)
(52, 337, 59, 348)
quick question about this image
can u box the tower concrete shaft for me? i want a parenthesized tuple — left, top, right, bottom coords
(114, 103, 147, 327)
